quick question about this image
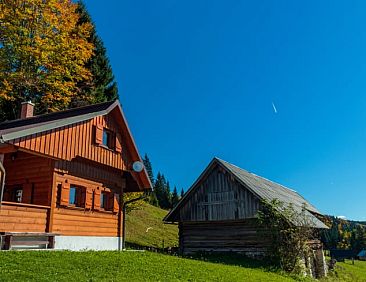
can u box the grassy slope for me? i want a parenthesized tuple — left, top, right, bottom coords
(125, 202, 178, 248)
(0, 251, 297, 282)
(326, 260, 366, 282)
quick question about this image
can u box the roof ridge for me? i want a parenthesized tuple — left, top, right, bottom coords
(0, 99, 116, 126)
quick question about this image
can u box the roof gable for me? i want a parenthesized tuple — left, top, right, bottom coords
(164, 157, 328, 229)
(0, 100, 152, 190)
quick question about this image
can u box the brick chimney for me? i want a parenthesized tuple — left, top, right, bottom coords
(20, 101, 35, 119)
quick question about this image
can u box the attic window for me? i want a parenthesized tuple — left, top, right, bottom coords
(102, 129, 114, 149)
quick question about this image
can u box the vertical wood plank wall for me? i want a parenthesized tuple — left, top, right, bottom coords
(9, 114, 129, 171)
(178, 166, 260, 222)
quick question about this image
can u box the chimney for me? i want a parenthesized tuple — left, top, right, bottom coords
(20, 101, 35, 119)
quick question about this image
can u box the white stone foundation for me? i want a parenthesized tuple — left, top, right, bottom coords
(54, 236, 121, 251)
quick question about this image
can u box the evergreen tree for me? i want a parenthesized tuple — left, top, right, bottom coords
(161, 181, 172, 209)
(154, 172, 165, 208)
(180, 188, 185, 198)
(142, 153, 154, 185)
(73, 1, 118, 107)
(171, 186, 179, 207)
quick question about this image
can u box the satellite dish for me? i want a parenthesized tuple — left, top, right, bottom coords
(132, 161, 144, 172)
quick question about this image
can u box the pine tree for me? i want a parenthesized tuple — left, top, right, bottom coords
(180, 188, 185, 198)
(154, 172, 165, 208)
(73, 1, 118, 107)
(142, 153, 154, 185)
(171, 186, 179, 207)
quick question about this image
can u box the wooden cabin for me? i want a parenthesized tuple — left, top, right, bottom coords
(0, 100, 151, 250)
(164, 157, 328, 256)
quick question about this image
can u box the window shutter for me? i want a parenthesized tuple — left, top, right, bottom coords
(85, 189, 93, 209)
(113, 193, 120, 213)
(80, 188, 86, 207)
(115, 133, 122, 153)
(108, 192, 114, 211)
(95, 125, 103, 145)
(94, 188, 101, 210)
(22, 183, 32, 203)
(60, 183, 70, 206)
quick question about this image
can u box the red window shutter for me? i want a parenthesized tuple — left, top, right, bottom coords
(115, 133, 122, 153)
(113, 193, 120, 213)
(60, 183, 70, 206)
(85, 189, 93, 209)
(95, 125, 103, 145)
(108, 192, 114, 211)
(94, 188, 101, 210)
(22, 183, 32, 203)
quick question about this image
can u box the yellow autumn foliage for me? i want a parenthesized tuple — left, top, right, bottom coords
(0, 0, 93, 113)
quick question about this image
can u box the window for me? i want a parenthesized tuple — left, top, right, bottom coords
(69, 186, 85, 207)
(3, 185, 23, 203)
(103, 129, 113, 148)
(13, 187, 23, 203)
(100, 192, 108, 209)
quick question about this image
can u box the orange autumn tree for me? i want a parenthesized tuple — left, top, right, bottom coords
(0, 0, 93, 121)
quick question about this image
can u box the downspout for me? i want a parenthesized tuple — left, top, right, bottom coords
(0, 138, 5, 208)
(121, 192, 149, 251)
(0, 161, 5, 208)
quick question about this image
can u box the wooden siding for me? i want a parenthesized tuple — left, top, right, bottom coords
(51, 172, 120, 237)
(179, 220, 269, 255)
(0, 202, 48, 233)
(52, 208, 119, 236)
(9, 114, 129, 171)
(178, 166, 260, 221)
(2, 151, 53, 206)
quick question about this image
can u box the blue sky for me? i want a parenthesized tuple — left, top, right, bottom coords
(84, 1, 366, 220)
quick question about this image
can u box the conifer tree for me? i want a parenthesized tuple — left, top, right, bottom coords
(154, 172, 165, 208)
(180, 188, 185, 198)
(142, 153, 154, 185)
(171, 186, 179, 207)
(73, 1, 118, 107)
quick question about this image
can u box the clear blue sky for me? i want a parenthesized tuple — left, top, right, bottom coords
(84, 1, 366, 221)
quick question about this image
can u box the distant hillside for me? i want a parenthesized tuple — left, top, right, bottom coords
(321, 215, 366, 251)
(125, 202, 178, 249)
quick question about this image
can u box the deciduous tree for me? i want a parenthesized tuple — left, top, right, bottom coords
(0, 0, 93, 121)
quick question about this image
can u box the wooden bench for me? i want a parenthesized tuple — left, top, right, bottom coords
(1, 232, 58, 250)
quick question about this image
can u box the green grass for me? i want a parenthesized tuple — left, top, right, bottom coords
(0, 251, 300, 282)
(125, 202, 178, 249)
(325, 259, 366, 282)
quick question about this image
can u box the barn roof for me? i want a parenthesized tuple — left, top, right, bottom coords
(0, 100, 152, 190)
(164, 157, 328, 229)
(358, 249, 366, 257)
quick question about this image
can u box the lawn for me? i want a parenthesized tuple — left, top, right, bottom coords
(125, 202, 178, 249)
(325, 259, 366, 282)
(0, 251, 298, 282)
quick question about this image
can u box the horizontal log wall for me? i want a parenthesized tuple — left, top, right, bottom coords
(52, 173, 119, 237)
(0, 203, 48, 233)
(3, 151, 53, 206)
(180, 220, 270, 255)
(179, 166, 260, 221)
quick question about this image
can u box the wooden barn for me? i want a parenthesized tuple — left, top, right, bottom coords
(0, 100, 151, 250)
(164, 157, 328, 255)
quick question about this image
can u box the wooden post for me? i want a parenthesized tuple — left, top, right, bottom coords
(4, 235, 12, 250)
(118, 178, 126, 251)
(46, 171, 57, 233)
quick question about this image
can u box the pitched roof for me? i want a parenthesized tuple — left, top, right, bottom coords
(0, 100, 116, 141)
(164, 157, 328, 229)
(0, 100, 152, 190)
